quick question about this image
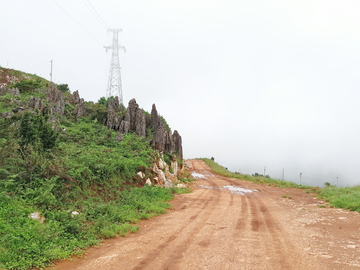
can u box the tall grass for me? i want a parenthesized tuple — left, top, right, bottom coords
(318, 186, 360, 211)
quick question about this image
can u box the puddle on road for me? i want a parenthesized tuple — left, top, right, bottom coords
(199, 185, 222, 190)
(191, 172, 206, 179)
(223, 185, 257, 195)
(191, 172, 215, 179)
(198, 184, 257, 195)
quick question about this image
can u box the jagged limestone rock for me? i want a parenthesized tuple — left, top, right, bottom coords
(106, 97, 120, 129)
(128, 98, 139, 131)
(27, 96, 42, 111)
(124, 110, 130, 122)
(46, 83, 64, 116)
(0, 86, 20, 96)
(74, 98, 87, 118)
(165, 129, 174, 153)
(135, 108, 146, 137)
(108, 97, 119, 113)
(154, 119, 168, 152)
(173, 130, 183, 160)
(72, 90, 81, 105)
(119, 120, 130, 134)
(151, 104, 159, 130)
(104, 98, 184, 164)
(151, 154, 183, 187)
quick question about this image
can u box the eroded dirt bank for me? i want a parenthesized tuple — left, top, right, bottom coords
(54, 160, 360, 269)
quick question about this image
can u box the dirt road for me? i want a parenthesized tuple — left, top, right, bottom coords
(54, 160, 360, 269)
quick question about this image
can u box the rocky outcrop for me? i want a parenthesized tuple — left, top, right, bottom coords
(103, 97, 184, 179)
(74, 98, 87, 118)
(105, 98, 146, 137)
(151, 104, 176, 154)
(70, 90, 87, 119)
(173, 130, 183, 160)
(151, 154, 184, 187)
(46, 83, 64, 116)
(72, 90, 81, 105)
(27, 96, 42, 111)
(106, 97, 121, 130)
(135, 108, 146, 137)
(0, 86, 20, 96)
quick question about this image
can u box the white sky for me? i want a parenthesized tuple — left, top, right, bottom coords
(1, 0, 360, 187)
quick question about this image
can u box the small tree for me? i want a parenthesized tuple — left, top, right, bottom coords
(98, 96, 114, 108)
(58, 84, 70, 93)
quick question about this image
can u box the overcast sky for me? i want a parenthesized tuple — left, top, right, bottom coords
(1, 0, 360, 187)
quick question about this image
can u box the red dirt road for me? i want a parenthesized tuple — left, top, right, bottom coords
(54, 160, 360, 269)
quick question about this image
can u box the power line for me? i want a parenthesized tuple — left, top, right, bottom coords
(86, 0, 110, 29)
(52, 0, 104, 46)
(82, 0, 107, 30)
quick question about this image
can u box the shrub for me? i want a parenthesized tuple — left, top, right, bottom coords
(10, 79, 42, 93)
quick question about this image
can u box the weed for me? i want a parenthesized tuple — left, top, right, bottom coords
(283, 195, 287, 198)
(318, 205, 326, 208)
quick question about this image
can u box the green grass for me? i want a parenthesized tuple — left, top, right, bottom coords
(317, 186, 360, 211)
(0, 186, 186, 270)
(199, 158, 315, 190)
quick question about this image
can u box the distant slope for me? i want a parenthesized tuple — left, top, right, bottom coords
(0, 67, 50, 87)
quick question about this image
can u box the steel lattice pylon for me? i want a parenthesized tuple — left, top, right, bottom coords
(105, 28, 126, 104)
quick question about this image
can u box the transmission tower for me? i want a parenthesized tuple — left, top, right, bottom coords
(104, 28, 126, 104)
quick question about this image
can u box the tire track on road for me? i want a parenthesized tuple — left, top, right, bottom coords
(159, 176, 225, 269)
(132, 171, 221, 270)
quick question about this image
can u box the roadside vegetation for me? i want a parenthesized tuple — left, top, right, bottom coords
(317, 186, 360, 211)
(0, 68, 186, 270)
(199, 158, 315, 190)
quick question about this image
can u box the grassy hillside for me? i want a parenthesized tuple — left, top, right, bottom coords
(0, 67, 50, 89)
(0, 68, 187, 270)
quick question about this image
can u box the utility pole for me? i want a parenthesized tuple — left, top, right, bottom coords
(264, 166, 266, 177)
(104, 28, 126, 105)
(50, 60, 53, 82)
(282, 168, 284, 181)
(299, 172, 302, 185)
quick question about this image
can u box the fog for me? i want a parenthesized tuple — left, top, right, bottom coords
(1, 0, 360, 187)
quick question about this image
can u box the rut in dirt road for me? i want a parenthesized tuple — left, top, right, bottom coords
(55, 160, 360, 270)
